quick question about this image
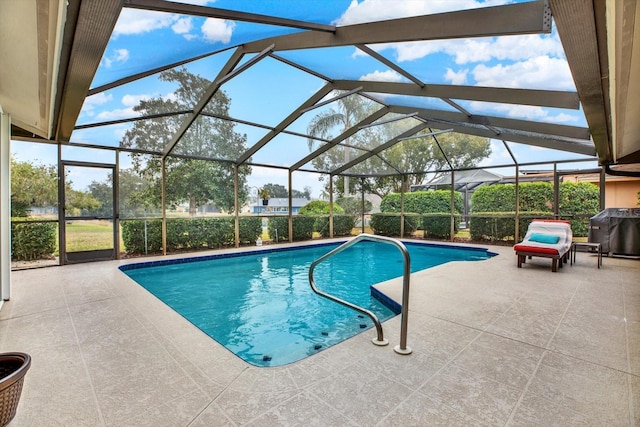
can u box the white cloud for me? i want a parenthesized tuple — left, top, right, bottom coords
(359, 70, 404, 82)
(96, 108, 139, 121)
(370, 31, 564, 65)
(179, 0, 212, 5)
(121, 94, 150, 107)
(334, 0, 508, 26)
(479, 139, 512, 166)
(101, 48, 130, 68)
(113, 10, 177, 36)
(472, 56, 574, 90)
(82, 93, 113, 117)
(201, 18, 235, 44)
(172, 17, 193, 35)
(114, 8, 209, 38)
(93, 93, 152, 121)
(444, 68, 468, 85)
(469, 101, 580, 124)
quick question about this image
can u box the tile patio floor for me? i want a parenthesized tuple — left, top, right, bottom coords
(1, 241, 639, 426)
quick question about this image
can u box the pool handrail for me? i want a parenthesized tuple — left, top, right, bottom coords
(308, 233, 412, 354)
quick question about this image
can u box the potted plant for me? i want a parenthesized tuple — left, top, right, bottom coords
(258, 188, 270, 206)
(0, 352, 31, 426)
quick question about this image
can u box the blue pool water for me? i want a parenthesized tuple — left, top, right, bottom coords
(121, 241, 495, 367)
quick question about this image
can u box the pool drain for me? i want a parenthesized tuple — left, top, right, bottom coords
(262, 355, 272, 362)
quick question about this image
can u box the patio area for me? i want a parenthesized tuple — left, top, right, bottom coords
(0, 241, 638, 426)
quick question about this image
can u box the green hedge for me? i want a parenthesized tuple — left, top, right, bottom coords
(121, 217, 262, 254)
(314, 214, 357, 237)
(421, 214, 461, 239)
(469, 212, 554, 241)
(558, 182, 600, 236)
(121, 219, 162, 253)
(470, 182, 599, 238)
(370, 213, 420, 236)
(267, 216, 316, 242)
(298, 200, 344, 215)
(380, 190, 464, 216)
(11, 221, 57, 261)
(380, 190, 463, 235)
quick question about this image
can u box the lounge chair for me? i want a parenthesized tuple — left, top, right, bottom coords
(514, 219, 573, 272)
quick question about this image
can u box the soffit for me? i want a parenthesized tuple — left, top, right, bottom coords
(0, 0, 65, 138)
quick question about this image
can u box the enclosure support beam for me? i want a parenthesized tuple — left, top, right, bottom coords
(360, 178, 365, 234)
(553, 163, 560, 219)
(599, 167, 606, 210)
(515, 165, 520, 243)
(163, 47, 245, 158)
(450, 171, 455, 242)
(288, 171, 293, 243)
(233, 165, 240, 248)
(57, 144, 65, 265)
(0, 110, 11, 301)
(400, 176, 406, 238)
(245, 1, 551, 52)
(328, 176, 335, 236)
(161, 158, 167, 256)
(114, 151, 120, 260)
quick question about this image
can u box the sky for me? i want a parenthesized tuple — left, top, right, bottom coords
(12, 0, 597, 197)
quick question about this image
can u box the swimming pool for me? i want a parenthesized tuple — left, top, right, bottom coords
(121, 241, 495, 367)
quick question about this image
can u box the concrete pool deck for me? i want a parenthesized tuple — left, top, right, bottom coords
(1, 240, 639, 426)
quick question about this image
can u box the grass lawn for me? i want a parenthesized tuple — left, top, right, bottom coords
(63, 221, 125, 253)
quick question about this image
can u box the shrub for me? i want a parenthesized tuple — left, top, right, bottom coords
(380, 190, 463, 236)
(238, 217, 263, 244)
(11, 221, 57, 261)
(267, 217, 288, 242)
(314, 214, 357, 237)
(298, 200, 344, 215)
(470, 182, 599, 238)
(469, 211, 553, 241)
(421, 214, 461, 239)
(559, 182, 600, 237)
(335, 197, 372, 215)
(267, 216, 316, 242)
(370, 213, 420, 236)
(380, 190, 463, 217)
(121, 219, 162, 254)
(121, 217, 263, 254)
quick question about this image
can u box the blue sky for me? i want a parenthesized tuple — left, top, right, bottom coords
(13, 0, 597, 196)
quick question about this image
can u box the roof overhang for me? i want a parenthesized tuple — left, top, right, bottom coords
(0, 0, 71, 139)
(551, 0, 640, 170)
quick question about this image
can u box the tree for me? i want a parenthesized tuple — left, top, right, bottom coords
(307, 92, 376, 197)
(87, 169, 154, 218)
(364, 131, 492, 196)
(64, 189, 101, 216)
(120, 67, 250, 216)
(10, 157, 58, 217)
(335, 196, 372, 215)
(257, 183, 311, 199)
(306, 93, 491, 198)
(298, 200, 344, 215)
(87, 179, 112, 217)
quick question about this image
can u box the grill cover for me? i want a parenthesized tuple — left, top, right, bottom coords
(589, 208, 640, 256)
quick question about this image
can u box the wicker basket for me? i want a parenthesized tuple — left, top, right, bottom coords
(0, 353, 31, 427)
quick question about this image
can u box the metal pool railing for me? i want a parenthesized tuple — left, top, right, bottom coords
(308, 233, 412, 355)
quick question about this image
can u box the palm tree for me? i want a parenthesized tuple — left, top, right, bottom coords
(306, 92, 371, 197)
